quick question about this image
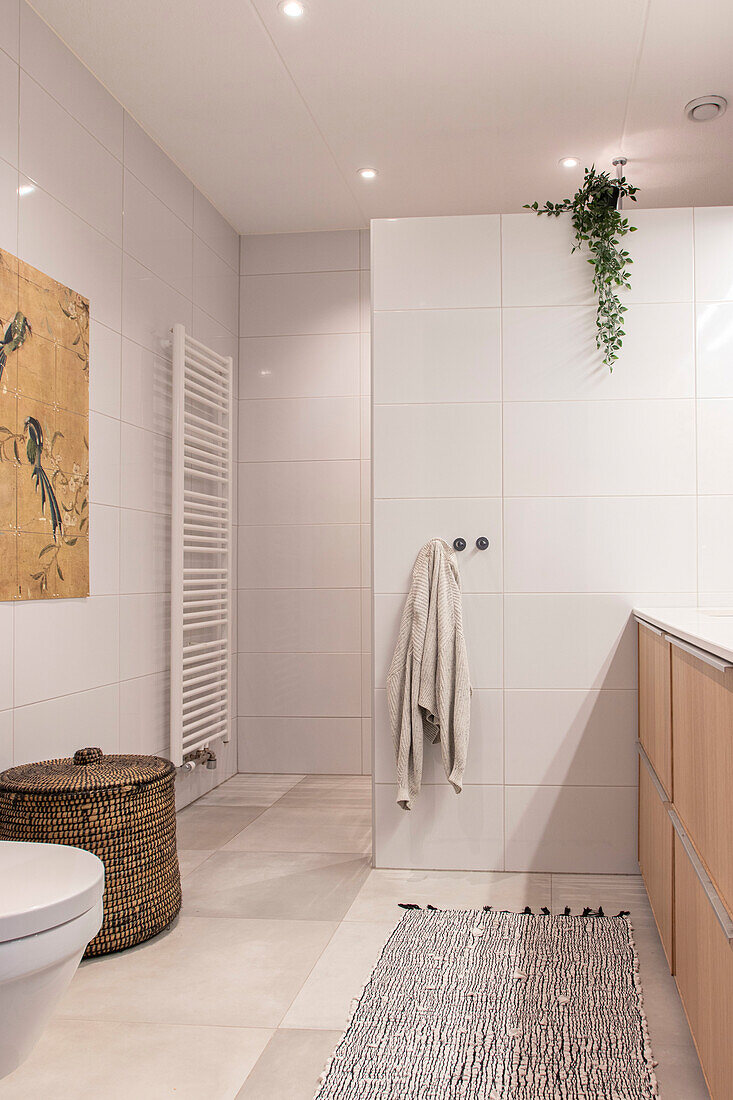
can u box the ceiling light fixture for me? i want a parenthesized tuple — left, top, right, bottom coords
(558, 156, 580, 169)
(279, 1, 305, 17)
(685, 95, 727, 122)
(358, 167, 378, 180)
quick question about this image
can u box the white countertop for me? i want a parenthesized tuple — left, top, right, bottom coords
(634, 606, 733, 664)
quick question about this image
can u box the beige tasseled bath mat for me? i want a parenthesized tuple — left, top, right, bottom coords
(314, 906, 658, 1099)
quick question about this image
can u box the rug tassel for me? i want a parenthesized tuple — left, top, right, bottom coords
(617, 909, 630, 917)
(523, 906, 533, 915)
(399, 903, 421, 910)
(483, 905, 492, 912)
(563, 906, 571, 916)
(582, 907, 592, 917)
(540, 906, 550, 915)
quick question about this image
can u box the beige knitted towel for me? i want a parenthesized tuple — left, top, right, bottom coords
(387, 538, 471, 810)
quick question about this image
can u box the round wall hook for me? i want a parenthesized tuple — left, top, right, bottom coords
(453, 538, 466, 552)
(476, 537, 489, 550)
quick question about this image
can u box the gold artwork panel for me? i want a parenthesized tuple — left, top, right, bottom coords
(0, 248, 89, 601)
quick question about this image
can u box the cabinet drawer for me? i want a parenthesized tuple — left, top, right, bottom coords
(638, 751, 674, 971)
(671, 642, 733, 914)
(674, 830, 733, 1100)
(638, 621, 672, 798)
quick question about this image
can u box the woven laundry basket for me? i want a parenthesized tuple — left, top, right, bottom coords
(0, 747, 181, 957)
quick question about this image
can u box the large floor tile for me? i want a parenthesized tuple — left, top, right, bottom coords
(235, 1028, 341, 1100)
(177, 849, 213, 878)
(550, 872, 651, 919)
(281, 920, 395, 1031)
(345, 868, 551, 922)
(175, 804, 267, 849)
(200, 774, 305, 807)
(224, 803, 372, 855)
(184, 851, 371, 921)
(57, 913, 337, 1029)
(0, 1018, 272, 1100)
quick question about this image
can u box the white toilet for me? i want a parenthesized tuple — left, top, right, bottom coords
(0, 840, 105, 1079)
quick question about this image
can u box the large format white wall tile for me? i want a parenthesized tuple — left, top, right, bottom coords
(20, 74, 123, 244)
(373, 593, 502, 689)
(193, 190, 238, 271)
(240, 271, 360, 337)
(374, 403, 501, 499)
(373, 498, 502, 593)
(89, 321, 122, 420)
(239, 333, 360, 399)
(504, 496, 696, 592)
(193, 236, 239, 333)
(502, 303, 695, 401)
(0, 50, 19, 167)
(618, 208, 693, 304)
(238, 589, 360, 653)
(505, 785, 638, 873)
(13, 683, 120, 764)
(121, 254, 192, 353)
(239, 524, 361, 589)
(503, 400, 696, 496)
(123, 114, 193, 227)
(503, 592, 697, 690)
(697, 302, 733, 397)
(374, 783, 504, 870)
(18, 179, 122, 332)
(119, 671, 170, 756)
(242, 230, 359, 275)
(372, 309, 501, 403)
(88, 412, 121, 508)
(119, 593, 169, 680)
(0, 603, 13, 710)
(238, 652, 361, 717)
(237, 716, 362, 773)
(120, 422, 171, 514)
(0, 157, 18, 254)
(371, 215, 500, 311)
(0, 0, 18, 60)
(373, 688, 503, 786)
(14, 595, 120, 707)
(120, 338, 172, 435)
(89, 503, 120, 597)
(239, 397, 359, 462)
(697, 399, 733, 494)
(694, 206, 733, 302)
(505, 689, 638, 786)
(238, 460, 360, 525)
(119, 509, 170, 594)
(123, 171, 193, 298)
(698, 496, 733, 596)
(0, 711, 11, 771)
(501, 213, 594, 308)
(19, 3, 123, 157)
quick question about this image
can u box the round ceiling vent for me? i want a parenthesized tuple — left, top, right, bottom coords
(685, 95, 727, 122)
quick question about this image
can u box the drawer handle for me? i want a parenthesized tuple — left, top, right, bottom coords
(637, 742, 670, 804)
(668, 635, 733, 673)
(635, 617, 664, 637)
(668, 808, 733, 943)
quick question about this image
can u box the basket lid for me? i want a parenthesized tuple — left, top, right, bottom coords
(0, 748, 175, 793)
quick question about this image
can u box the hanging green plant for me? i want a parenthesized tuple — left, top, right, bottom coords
(525, 166, 639, 370)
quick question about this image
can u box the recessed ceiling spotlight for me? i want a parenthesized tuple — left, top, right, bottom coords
(358, 167, 378, 180)
(558, 156, 580, 169)
(685, 95, 727, 122)
(279, 1, 305, 17)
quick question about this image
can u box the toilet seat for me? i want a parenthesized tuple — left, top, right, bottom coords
(0, 840, 104, 942)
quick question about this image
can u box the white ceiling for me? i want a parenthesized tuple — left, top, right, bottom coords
(28, 0, 733, 234)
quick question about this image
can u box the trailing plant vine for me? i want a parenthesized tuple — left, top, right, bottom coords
(525, 166, 639, 370)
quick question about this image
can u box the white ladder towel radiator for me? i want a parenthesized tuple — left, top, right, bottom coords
(170, 324, 234, 767)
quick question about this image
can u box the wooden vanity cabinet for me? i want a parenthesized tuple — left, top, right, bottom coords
(671, 640, 733, 917)
(638, 621, 672, 798)
(638, 751, 674, 969)
(674, 832, 733, 1100)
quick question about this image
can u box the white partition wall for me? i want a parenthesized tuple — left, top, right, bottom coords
(371, 206, 733, 873)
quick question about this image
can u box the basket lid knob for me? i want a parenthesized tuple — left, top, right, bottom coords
(73, 747, 103, 765)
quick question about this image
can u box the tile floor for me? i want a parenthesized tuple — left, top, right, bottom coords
(0, 773, 709, 1099)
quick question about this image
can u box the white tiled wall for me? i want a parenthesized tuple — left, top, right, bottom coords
(371, 207, 731, 873)
(237, 229, 371, 774)
(0, 1, 239, 808)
